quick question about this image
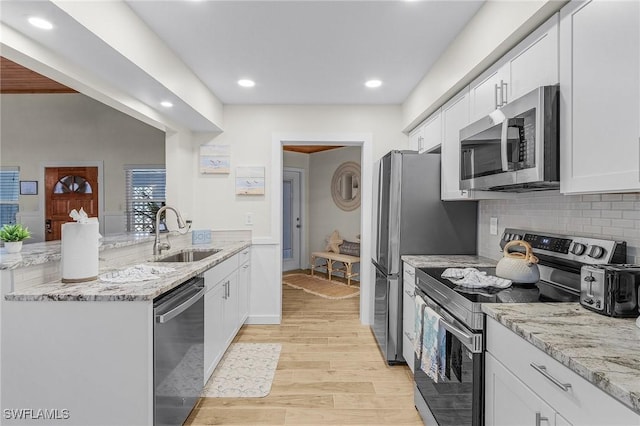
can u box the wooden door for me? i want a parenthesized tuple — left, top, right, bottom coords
(45, 167, 98, 241)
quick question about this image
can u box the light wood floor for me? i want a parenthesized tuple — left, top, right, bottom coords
(185, 272, 422, 425)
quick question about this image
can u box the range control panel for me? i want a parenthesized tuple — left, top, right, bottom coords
(499, 228, 627, 265)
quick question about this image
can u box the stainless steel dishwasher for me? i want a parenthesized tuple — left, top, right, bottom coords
(154, 276, 205, 426)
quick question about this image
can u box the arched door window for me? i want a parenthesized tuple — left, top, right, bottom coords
(53, 175, 93, 194)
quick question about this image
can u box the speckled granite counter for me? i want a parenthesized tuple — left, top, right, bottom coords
(5, 241, 250, 302)
(483, 303, 640, 414)
(402, 254, 497, 268)
(0, 232, 156, 270)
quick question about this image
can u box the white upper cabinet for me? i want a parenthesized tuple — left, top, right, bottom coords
(470, 13, 559, 123)
(441, 87, 472, 200)
(559, 0, 640, 194)
(409, 109, 442, 153)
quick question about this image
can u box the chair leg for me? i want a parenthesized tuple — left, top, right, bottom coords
(327, 260, 333, 281)
(310, 255, 316, 276)
(346, 262, 352, 286)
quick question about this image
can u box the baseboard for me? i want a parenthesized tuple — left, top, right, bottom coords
(245, 315, 281, 325)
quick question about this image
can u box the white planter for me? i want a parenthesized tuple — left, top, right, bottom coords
(4, 241, 23, 253)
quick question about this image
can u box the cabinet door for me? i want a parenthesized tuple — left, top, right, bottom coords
(401, 263, 416, 371)
(441, 88, 473, 200)
(238, 261, 250, 324)
(560, 0, 640, 194)
(469, 66, 505, 123)
(204, 283, 225, 381)
(485, 352, 558, 426)
(504, 13, 559, 102)
(421, 109, 442, 153)
(222, 272, 239, 346)
(408, 123, 424, 152)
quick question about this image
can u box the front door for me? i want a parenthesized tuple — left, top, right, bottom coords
(282, 169, 302, 271)
(45, 167, 98, 241)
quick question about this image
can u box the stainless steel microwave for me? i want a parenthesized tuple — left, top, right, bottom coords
(459, 85, 559, 192)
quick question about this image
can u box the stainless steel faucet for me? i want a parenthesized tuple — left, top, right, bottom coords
(153, 206, 189, 255)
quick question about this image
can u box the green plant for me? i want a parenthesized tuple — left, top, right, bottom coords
(0, 224, 31, 242)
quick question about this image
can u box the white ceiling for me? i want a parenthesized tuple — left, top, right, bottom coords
(0, 0, 484, 130)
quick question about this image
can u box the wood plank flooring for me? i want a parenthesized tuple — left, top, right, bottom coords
(185, 273, 422, 425)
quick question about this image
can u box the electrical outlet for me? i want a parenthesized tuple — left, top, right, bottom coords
(490, 217, 498, 235)
(245, 213, 253, 226)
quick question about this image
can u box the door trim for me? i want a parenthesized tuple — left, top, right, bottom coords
(39, 161, 105, 238)
(271, 133, 373, 325)
(283, 167, 306, 271)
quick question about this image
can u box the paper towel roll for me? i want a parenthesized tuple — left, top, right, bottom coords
(61, 220, 100, 283)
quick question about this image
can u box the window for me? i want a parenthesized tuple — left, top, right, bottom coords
(125, 167, 166, 233)
(0, 167, 19, 226)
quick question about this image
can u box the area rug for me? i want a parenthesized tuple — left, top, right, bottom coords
(283, 273, 360, 299)
(202, 343, 281, 398)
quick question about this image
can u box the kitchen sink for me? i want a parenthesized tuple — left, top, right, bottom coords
(155, 248, 221, 263)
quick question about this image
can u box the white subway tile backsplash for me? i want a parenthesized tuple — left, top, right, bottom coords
(479, 192, 640, 263)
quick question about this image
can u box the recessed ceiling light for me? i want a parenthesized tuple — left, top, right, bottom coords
(238, 79, 255, 88)
(28, 16, 53, 30)
(160, 101, 173, 108)
(365, 80, 382, 88)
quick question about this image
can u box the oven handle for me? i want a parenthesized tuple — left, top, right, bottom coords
(438, 315, 482, 353)
(417, 288, 483, 353)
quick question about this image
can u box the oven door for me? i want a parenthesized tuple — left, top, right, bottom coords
(414, 287, 483, 426)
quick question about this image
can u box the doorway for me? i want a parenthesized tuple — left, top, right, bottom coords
(282, 168, 303, 271)
(44, 166, 98, 241)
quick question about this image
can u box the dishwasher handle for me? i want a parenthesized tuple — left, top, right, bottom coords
(155, 284, 205, 324)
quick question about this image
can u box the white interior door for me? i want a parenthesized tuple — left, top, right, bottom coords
(282, 169, 302, 271)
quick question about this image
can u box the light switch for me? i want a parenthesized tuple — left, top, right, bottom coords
(490, 217, 498, 235)
(245, 213, 253, 226)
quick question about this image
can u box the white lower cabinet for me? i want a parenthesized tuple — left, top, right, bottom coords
(203, 248, 251, 381)
(402, 263, 416, 372)
(486, 317, 640, 426)
(486, 352, 570, 426)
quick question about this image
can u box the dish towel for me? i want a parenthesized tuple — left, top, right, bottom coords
(420, 305, 446, 382)
(414, 295, 426, 358)
(441, 267, 512, 289)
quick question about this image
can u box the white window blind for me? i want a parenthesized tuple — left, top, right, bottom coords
(0, 167, 20, 226)
(125, 167, 166, 233)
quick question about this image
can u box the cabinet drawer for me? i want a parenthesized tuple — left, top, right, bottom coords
(238, 246, 251, 265)
(486, 318, 639, 426)
(402, 333, 415, 373)
(204, 253, 238, 291)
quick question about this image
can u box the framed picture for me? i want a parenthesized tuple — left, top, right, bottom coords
(200, 145, 230, 174)
(236, 167, 265, 195)
(20, 181, 38, 195)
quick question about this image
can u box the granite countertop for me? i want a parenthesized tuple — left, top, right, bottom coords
(402, 254, 497, 268)
(5, 241, 250, 302)
(0, 232, 157, 270)
(483, 303, 640, 415)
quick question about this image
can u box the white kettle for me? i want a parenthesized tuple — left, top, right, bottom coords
(496, 240, 540, 284)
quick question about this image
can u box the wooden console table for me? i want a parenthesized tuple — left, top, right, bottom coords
(310, 251, 360, 286)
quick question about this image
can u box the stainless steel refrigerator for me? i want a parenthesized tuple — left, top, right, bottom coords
(372, 150, 477, 364)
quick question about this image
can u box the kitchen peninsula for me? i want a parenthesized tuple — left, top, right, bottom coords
(1, 231, 251, 426)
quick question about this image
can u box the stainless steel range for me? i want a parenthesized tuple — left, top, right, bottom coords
(413, 228, 626, 426)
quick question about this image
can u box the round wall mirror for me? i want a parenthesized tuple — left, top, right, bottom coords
(331, 162, 361, 211)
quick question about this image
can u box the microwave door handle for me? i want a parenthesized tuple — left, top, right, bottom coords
(500, 119, 509, 172)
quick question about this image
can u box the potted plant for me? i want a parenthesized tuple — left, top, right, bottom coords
(0, 224, 31, 253)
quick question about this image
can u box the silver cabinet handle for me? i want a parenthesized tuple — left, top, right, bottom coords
(243, 264, 249, 269)
(494, 83, 500, 110)
(226, 280, 230, 298)
(535, 412, 549, 426)
(242, 250, 249, 255)
(530, 363, 572, 391)
(405, 289, 415, 297)
(405, 269, 415, 276)
(501, 80, 508, 105)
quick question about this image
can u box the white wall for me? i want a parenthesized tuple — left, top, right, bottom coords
(402, 0, 565, 130)
(309, 147, 361, 255)
(0, 93, 165, 238)
(183, 105, 402, 236)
